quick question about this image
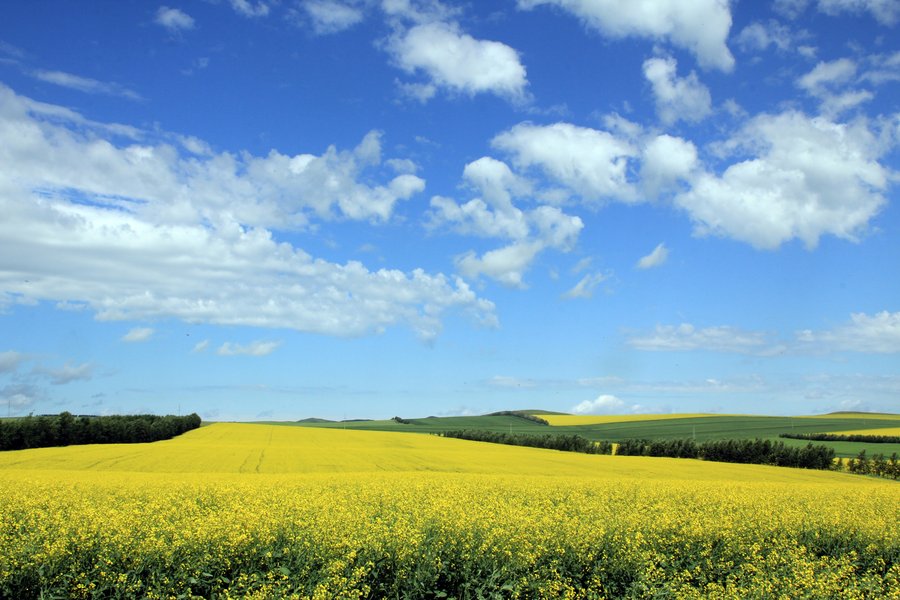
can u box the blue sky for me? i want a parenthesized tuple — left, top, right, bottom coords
(1, 0, 898, 421)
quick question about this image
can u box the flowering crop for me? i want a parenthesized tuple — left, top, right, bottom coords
(1, 423, 898, 599)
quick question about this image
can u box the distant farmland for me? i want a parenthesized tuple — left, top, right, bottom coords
(285, 411, 900, 458)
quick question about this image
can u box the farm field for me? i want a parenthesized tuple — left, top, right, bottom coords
(1, 422, 898, 599)
(290, 411, 900, 458)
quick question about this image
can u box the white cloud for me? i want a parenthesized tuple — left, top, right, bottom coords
(192, 340, 210, 353)
(431, 157, 583, 287)
(735, 20, 794, 53)
(122, 327, 155, 343)
(387, 21, 528, 101)
(817, 0, 899, 25)
(562, 272, 606, 299)
(0, 383, 41, 414)
(380, 0, 460, 25)
(640, 134, 697, 195)
(642, 56, 712, 125)
(571, 394, 639, 415)
(517, 0, 735, 71)
(628, 324, 771, 353)
(676, 111, 889, 249)
(774, 0, 811, 19)
(0, 350, 23, 373)
(41, 362, 93, 385)
(796, 58, 873, 117)
(456, 241, 543, 288)
(303, 0, 364, 34)
(636, 243, 669, 269)
(230, 0, 270, 17)
(217, 340, 282, 356)
(492, 122, 637, 203)
(0, 84, 494, 341)
(797, 58, 857, 93)
(30, 70, 141, 100)
(155, 6, 195, 32)
(796, 311, 900, 353)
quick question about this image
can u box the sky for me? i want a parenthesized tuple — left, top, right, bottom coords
(1, 0, 898, 421)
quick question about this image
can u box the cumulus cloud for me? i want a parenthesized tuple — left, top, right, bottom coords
(571, 394, 641, 415)
(155, 6, 195, 32)
(517, 0, 735, 71)
(675, 111, 889, 249)
(431, 156, 583, 287)
(122, 328, 155, 343)
(636, 243, 669, 269)
(0, 84, 494, 341)
(797, 311, 900, 353)
(493, 122, 637, 203)
(640, 134, 697, 195)
(642, 56, 712, 125)
(217, 340, 282, 356)
(192, 340, 210, 353)
(387, 21, 528, 102)
(30, 70, 141, 100)
(302, 0, 365, 34)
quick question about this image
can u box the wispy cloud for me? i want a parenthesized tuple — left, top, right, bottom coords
(636, 243, 669, 269)
(562, 272, 607, 299)
(155, 6, 195, 32)
(217, 340, 282, 356)
(0, 350, 24, 374)
(31, 69, 141, 100)
(122, 327, 155, 343)
(39, 362, 93, 385)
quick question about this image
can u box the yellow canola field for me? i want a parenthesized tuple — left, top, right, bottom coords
(1, 423, 898, 599)
(539, 413, 720, 426)
(829, 427, 900, 436)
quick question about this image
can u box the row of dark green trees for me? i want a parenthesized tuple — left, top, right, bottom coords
(440, 430, 613, 454)
(781, 432, 900, 444)
(0, 412, 202, 451)
(616, 438, 836, 470)
(847, 450, 900, 479)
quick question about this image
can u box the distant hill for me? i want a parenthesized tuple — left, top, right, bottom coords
(296, 418, 334, 423)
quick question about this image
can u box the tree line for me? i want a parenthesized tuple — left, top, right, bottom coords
(847, 450, 900, 479)
(0, 412, 202, 451)
(615, 438, 836, 470)
(780, 432, 900, 444)
(440, 430, 613, 454)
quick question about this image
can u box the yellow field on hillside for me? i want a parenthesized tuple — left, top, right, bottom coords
(829, 427, 900, 436)
(800, 412, 900, 420)
(0, 422, 864, 483)
(1, 423, 898, 598)
(539, 413, 720, 426)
